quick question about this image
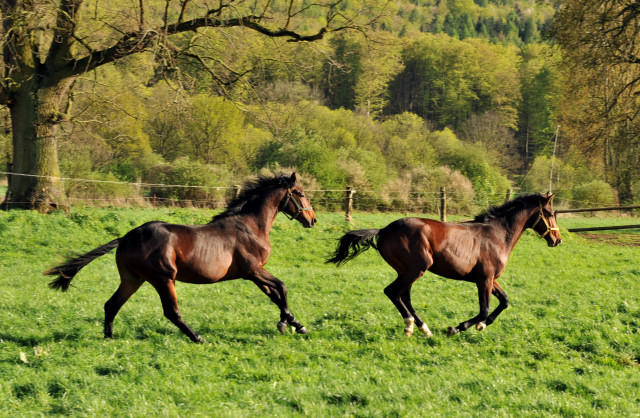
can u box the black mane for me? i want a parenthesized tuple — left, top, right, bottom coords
(472, 194, 544, 223)
(210, 173, 293, 222)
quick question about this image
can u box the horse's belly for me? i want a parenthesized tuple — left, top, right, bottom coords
(175, 254, 236, 284)
(429, 263, 474, 281)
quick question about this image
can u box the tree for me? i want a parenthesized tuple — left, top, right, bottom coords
(0, 0, 377, 211)
(552, 0, 640, 202)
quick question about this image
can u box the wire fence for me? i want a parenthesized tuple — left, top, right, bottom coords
(1, 171, 639, 218)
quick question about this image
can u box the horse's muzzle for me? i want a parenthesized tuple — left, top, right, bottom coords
(548, 238, 562, 247)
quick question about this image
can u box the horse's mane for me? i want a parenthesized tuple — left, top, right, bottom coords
(210, 173, 293, 222)
(471, 194, 544, 224)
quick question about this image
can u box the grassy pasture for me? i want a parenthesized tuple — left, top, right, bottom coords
(0, 208, 639, 416)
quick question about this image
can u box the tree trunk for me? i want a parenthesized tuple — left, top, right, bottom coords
(2, 76, 73, 212)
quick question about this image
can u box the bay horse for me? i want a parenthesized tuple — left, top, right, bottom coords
(45, 173, 316, 342)
(327, 193, 561, 337)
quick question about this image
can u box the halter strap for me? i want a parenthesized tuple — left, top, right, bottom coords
(280, 187, 313, 221)
(530, 204, 559, 238)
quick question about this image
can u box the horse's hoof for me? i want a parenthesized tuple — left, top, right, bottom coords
(194, 336, 205, 343)
(418, 323, 433, 338)
(404, 317, 415, 337)
(277, 321, 287, 334)
(296, 326, 309, 335)
(476, 322, 487, 331)
(447, 326, 459, 337)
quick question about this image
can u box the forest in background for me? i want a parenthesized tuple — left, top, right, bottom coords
(1, 0, 637, 212)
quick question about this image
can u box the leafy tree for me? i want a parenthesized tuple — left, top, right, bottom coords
(182, 95, 245, 167)
(517, 44, 563, 173)
(387, 34, 520, 130)
(552, 0, 640, 202)
(0, 0, 378, 211)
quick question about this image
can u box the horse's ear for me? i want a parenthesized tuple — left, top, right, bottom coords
(545, 193, 555, 204)
(290, 172, 297, 185)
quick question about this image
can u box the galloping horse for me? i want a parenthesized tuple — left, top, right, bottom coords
(327, 193, 561, 337)
(45, 173, 316, 342)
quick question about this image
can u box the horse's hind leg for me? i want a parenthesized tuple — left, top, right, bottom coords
(401, 287, 432, 337)
(248, 268, 307, 334)
(104, 264, 143, 339)
(152, 279, 204, 343)
(384, 272, 430, 337)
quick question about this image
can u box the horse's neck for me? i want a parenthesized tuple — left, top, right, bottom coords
(494, 206, 538, 251)
(244, 189, 285, 235)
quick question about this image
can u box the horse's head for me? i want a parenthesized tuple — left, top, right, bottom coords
(280, 173, 317, 228)
(530, 193, 562, 247)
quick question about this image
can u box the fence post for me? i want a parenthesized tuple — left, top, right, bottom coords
(6, 162, 11, 189)
(505, 188, 512, 202)
(345, 187, 354, 222)
(153, 194, 157, 208)
(440, 187, 447, 222)
(233, 185, 241, 199)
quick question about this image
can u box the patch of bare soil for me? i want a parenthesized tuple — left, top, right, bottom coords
(577, 233, 640, 246)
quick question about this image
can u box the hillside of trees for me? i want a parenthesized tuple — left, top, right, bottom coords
(1, 0, 637, 212)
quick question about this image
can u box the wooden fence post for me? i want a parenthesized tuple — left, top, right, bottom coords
(345, 187, 354, 222)
(505, 188, 512, 202)
(6, 162, 11, 189)
(440, 187, 447, 222)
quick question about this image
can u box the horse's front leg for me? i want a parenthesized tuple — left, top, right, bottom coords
(480, 279, 509, 329)
(447, 279, 492, 337)
(248, 268, 308, 334)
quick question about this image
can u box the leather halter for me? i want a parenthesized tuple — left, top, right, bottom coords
(530, 204, 559, 238)
(279, 186, 313, 221)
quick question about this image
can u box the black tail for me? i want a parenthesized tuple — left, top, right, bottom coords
(326, 229, 380, 267)
(44, 238, 121, 291)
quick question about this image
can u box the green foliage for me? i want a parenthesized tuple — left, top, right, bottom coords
(147, 158, 235, 206)
(431, 129, 510, 203)
(257, 127, 347, 189)
(64, 172, 140, 205)
(518, 45, 564, 167)
(1, 208, 639, 415)
(387, 34, 521, 130)
(32, 0, 629, 206)
(572, 180, 616, 207)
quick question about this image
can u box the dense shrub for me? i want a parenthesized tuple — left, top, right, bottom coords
(146, 158, 235, 207)
(64, 172, 141, 206)
(430, 128, 510, 205)
(572, 180, 616, 207)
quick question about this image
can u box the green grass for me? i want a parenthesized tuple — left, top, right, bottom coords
(1, 208, 639, 416)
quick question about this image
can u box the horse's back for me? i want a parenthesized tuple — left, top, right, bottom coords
(116, 221, 239, 283)
(378, 217, 483, 280)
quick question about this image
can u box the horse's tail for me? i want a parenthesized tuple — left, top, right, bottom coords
(44, 238, 121, 292)
(326, 229, 380, 267)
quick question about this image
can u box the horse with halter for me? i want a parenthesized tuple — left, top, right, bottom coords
(45, 173, 316, 342)
(327, 193, 561, 337)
